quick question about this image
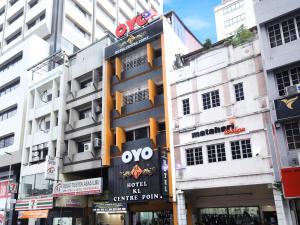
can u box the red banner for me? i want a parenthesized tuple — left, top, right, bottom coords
(0, 181, 11, 199)
(281, 167, 300, 198)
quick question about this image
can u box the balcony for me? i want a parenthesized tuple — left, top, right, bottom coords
(274, 93, 300, 121)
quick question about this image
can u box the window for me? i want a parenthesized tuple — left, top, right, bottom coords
(0, 7, 5, 16)
(22, 173, 53, 197)
(234, 82, 244, 101)
(122, 49, 147, 71)
(186, 147, 203, 166)
(0, 79, 20, 97)
(125, 127, 149, 142)
(202, 90, 220, 110)
(9, 0, 18, 6)
(0, 53, 22, 72)
(231, 139, 252, 159)
(28, 0, 39, 9)
(207, 143, 226, 163)
(31, 143, 48, 162)
(7, 10, 23, 25)
(6, 29, 22, 44)
(275, 65, 300, 96)
(224, 14, 245, 28)
(282, 18, 297, 44)
(0, 106, 17, 121)
(123, 89, 149, 105)
(182, 98, 190, 115)
(79, 108, 91, 120)
(80, 78, 93, 89)
(267, 14, 300, 48)
(0, 134, 14, 149)
(27, 12, 46, 30)
(223, 0, 244, 15)
(285, 122, 300, 150)
(78, 139, 91, 153)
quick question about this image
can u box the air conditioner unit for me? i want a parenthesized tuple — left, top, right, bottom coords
(83, 143, 92, 152)
(95, 106, 102, 113)
(94, 138, 101, 148)
(46, 94, 52, 102)
(32, 156, 40, 162)
(285, 84, 300, 96)
(38, 144, 44, 149)
(32, 151, 40, 157)
(33, 146, 38, 151)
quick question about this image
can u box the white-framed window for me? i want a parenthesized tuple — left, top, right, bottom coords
(224, 14, 245, 28)
(223, 0, 244, 15)
(0, 134, 14, 149)
(0, 106, 17, 121)
(123, 87, 149, 105)
(230, 139, 252, 159)
(284, 122, 300, 150)
(186, 147, 203, 166)
(182, 98, 190, 115)
(207, 143, 226, 163)
(275, 65, 300, 96)
(202, 90, 220, 110)
(267, 14, 300, 48)
(234, 82, 244, 101)
(122, 49, 147, 72)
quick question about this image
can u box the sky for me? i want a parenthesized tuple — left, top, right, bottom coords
(164, 0, 221, 43)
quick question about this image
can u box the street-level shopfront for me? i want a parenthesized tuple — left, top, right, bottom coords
(16, 176, 103, 225)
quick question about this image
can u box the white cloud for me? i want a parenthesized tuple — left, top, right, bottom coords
(183, 16, 209, 31)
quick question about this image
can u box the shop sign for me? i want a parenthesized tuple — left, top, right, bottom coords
(93, 202, 127, 213)
(115, 10, 159, 38)
(44, 155, 58, 181)
(53, 217, 72, 225)
(53, 178, 103, 197)
(109, 146, 168, 203)
(274, 93, 300, 121)
(105, 19, 163, 59)
(161, 154, 169, 196)
(18, 210, 49, 219)
(0, 181, 11, 199)
(8, 182, 18, 194)
(192, 124, 246, 138)
(281, 167, 300, 198)
(15, 198, 53, 211)
(0, 211, 4, 225)
(65, 199, 81, 207)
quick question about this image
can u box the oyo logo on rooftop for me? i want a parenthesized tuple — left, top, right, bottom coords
(115, 10, 158, 38)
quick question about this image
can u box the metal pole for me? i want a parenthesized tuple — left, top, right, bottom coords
(4, 152, 12, 225)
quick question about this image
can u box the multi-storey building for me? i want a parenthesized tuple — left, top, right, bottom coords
(254, 0, 300, 224)
(102, 11, 200, 225)
(0, 35, 49, 225)
(16, 11, 201, 225)
(170, 35, 279, 225)
(0, 1, 162, 224)
(214, 0, 257, 40)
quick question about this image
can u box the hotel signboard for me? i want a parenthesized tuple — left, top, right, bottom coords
(109, 146, 168, 203)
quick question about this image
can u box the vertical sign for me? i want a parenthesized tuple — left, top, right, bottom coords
(161, 152, 169, 196)
(44, 155, 58, 180)
(0, 181, 10, 199)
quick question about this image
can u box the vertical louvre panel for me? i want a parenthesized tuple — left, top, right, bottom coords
(150, 117, 158, 146)
(148, 79, 157, 104)
(115, 91, 123, 115)
(115, 57, 122, 80)
(116, 127, 126, 152)
(147, 43, 154, 67)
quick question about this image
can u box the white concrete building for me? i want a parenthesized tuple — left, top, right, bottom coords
(214, 0, 257, 41)
(170, 36, 279, 225)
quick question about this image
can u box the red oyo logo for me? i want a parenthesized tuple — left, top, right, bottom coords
(115, 10, 158, 38)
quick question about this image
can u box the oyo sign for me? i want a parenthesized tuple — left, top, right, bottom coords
(122, 147, 153, 163)
(115, 10, 158, 38)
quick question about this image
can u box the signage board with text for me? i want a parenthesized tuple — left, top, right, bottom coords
(53, 178, 103, 197)
(281, 167, 300, 198)
(274, 94, 300, 121)
(15, 197, 53, 211)
(109, 147, 168, 203)
(44, 155, 58, 181)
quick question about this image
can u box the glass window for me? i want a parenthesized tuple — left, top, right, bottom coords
(0, 134, 14, 149)
(22, 173, 53, 197)
(275, 65, 300, 96)
(182, 98, 190, 115)
(202, 90, 220, 110)
(79, 108, 91, 120)
(281, 18, 297, 43)
(135, 127, 148, 140)
(186, 147, 203, 166)
(231, 139, 252, 159)
(207, 143, 226, 163)
(285, 122, 300, 150)
(234, 82, 244, 101)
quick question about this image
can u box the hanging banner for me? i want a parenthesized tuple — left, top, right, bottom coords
(44, 155, 58, 181)
(0, 181, 11, 199)
(53, 178, 103, 197)
(0, 211, 4, 225)
(15, 198, 53, 211)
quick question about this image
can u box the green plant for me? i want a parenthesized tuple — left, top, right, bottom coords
(226, 25, 254, 47)
(203, 38, 212, 50)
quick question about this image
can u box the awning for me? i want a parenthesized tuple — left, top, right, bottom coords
(18, 210, 49, 219)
